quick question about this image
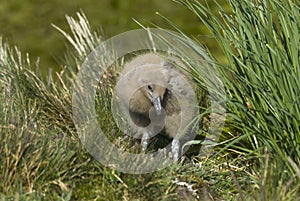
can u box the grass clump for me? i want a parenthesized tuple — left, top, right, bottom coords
(176, 0, 300, 199)
(181, 0, 300, 160)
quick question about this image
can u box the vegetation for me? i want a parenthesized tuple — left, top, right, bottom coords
(0, 0, 206, 75)
(0, 0, 299, 200)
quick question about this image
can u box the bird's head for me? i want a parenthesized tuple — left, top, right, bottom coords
(138, 68, 168, 115)
(124, 57, 169, 116)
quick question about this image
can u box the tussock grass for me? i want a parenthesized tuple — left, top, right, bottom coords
(0, 1, 300, 200)
(176, 0, 300, 199)
(180, 0, 300, 160)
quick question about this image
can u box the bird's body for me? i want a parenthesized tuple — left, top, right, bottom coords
(115, 53, 197, 161)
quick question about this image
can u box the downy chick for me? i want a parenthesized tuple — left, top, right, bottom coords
(115, 53, 197, 161)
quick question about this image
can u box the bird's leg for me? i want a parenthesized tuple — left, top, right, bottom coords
(141, 131, 150, 152)
(171, 138, 180, 162)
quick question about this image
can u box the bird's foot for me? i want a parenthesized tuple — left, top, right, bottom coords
(141, 131, 150, 152)
(171, 139, 180, 162)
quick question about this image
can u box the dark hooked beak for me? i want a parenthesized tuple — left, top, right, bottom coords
(153, 97, 162, 115)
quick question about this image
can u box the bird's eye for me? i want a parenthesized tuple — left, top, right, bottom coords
(147, 85, 153, 92)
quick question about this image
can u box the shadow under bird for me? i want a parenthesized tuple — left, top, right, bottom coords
(115, 53, 198, 161)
